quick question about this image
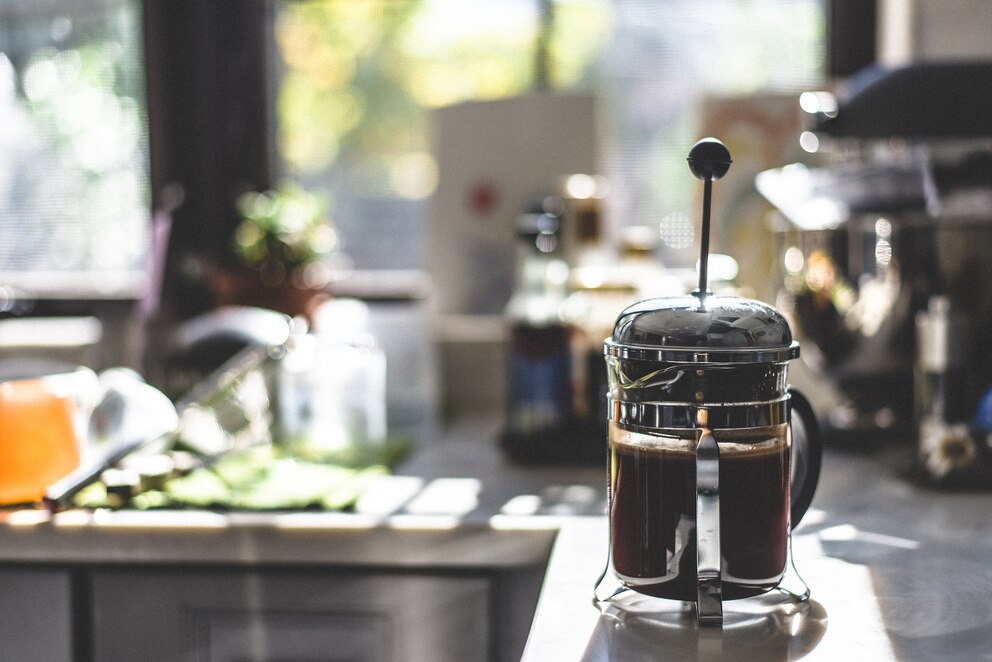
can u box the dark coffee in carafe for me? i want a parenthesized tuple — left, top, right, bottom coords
(608, 420, 790, 601)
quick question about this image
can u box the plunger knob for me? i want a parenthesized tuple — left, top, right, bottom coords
(687, 138, 732, 181)
(687, 138, 732, 299)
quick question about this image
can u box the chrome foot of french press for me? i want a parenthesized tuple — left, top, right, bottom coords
(696, 572, 723, 626)
(772, 534, 812, 604)
(592, 563, 630, 609)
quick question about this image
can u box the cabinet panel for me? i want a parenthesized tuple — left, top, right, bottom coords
(92, 569, 489, 662)
(193, 609, 390, 662)
(0, 567, 73, 662)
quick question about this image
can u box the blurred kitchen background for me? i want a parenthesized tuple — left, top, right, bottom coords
(2, 0, 992, 492)
(4, 2, 992, 661)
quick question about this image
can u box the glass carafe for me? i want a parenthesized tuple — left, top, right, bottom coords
(597, 294, 822, 625)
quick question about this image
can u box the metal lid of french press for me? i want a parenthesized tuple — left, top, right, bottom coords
(605, 138, 800, 365)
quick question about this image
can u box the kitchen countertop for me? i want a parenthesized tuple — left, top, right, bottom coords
(523, 444, 992, 662)
(3, 416, 992, 661)
(0, 415, 602, 570)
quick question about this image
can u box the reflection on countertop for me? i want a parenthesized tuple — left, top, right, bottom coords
(585, 596, 828, 662)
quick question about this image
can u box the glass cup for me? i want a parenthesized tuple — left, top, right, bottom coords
(0, 368, 97, 505)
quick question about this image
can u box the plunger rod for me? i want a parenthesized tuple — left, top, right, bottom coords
(698, 176, 712, 296)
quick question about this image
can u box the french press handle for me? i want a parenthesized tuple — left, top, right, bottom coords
(789, 388, 822, 529)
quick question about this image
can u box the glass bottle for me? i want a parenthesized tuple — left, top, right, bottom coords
(504, 207, 572, 437)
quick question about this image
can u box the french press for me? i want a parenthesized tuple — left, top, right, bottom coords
(596, 138, 822, 626)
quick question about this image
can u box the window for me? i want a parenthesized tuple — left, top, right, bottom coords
(269, 0, 825, 273)
(0, 1, 825, 306)
(0, 0, 150, 300)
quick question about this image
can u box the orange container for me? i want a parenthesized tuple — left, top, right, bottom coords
(0, 379, 82, 505)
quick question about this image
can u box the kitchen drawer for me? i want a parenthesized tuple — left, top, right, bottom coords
(0, 567, 73, 662)
(91, 568, 489, 662)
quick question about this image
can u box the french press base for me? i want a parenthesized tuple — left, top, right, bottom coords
(593, 541, 812, 621)
(592, 570, 827, 660)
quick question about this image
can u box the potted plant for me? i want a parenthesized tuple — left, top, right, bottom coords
(212, 185, 339, 319)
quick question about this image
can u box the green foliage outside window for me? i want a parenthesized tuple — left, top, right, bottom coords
(274, 0, 611, 198)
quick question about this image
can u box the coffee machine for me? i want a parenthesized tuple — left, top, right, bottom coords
(757, 61, 992, 458)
